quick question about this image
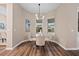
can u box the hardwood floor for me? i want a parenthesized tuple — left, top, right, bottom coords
(0, 45, 6, 50)
(0, 41, 78, 56)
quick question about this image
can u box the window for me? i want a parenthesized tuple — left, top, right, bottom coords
(36, 20, 42, 33)
(47, 18, 55, 32)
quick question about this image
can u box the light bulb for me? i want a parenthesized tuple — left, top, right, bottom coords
(42, 16, 45, 19)
(35, 14, 38, 20)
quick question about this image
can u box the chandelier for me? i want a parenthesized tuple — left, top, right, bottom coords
(35, 4, 45, 20)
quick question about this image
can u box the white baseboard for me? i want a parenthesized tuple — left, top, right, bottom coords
(51, 40, 79, 50)
(6, 48, 13, 50)
(65, 48, 79, 50)
(6, 39, 79, 50)
(6, 40, 28, 50)
(51, 40, 66, 49)
(12, 40, 28, 49)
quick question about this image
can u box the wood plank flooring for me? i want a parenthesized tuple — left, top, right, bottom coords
(0, 41, 78, 56)
(0, 45, 6, 50)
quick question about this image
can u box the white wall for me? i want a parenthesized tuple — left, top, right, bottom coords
(6, 3, 13, 49)
(12, 4, 34, 47)
(12, 4, 24, 47)
(55, 4, 78, 49)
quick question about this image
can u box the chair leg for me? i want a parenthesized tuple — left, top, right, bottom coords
(36, 45, 39, 47)
(2, 38, 6, 43)
(2, 38, 4, 43)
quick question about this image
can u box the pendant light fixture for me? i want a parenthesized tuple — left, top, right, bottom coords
(35, 3, 45, 20)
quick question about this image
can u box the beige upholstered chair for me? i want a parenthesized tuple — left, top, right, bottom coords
(36, 31, 45, 46)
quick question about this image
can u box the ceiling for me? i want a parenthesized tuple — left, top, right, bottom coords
(20, 3, 60, 14)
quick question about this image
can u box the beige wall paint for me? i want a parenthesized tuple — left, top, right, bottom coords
(12, 4, 34, 47)
(13, 4, 24, 47)
(6, 3, 13, 49)
(55, 4, 78, 48)
(0, 15, 6, 21)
